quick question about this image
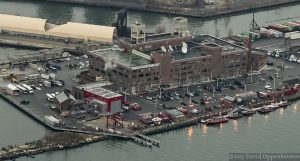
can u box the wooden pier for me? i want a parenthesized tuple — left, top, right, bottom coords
(130, 136, 153, 148)
(136, 134, 160, 146)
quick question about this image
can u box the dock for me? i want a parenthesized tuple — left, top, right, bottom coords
(130, 136, 153, 148)
(136, 134, 160, 146)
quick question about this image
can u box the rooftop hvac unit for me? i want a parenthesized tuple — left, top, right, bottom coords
(181, 45, 188, 54)
(168, 45, 174, 52)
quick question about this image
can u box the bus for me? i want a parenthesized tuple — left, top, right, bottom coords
(22, 84, 34, 94)
(16, 85, 28, 94)
(46, 93, 54, 102)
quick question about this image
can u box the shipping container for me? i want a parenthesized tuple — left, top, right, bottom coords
(290, 33, 300, 40)
(284, 22, 300, 31)
(269, 24, 287, 32)
(269, 29, 283, 38)
(27, 74, 39, 80)
(284, 31, 299, 38)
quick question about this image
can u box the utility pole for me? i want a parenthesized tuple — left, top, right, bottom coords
(186, 73, 189, 94)
(124, 90, 127, 101)
(273, 77, 276, 90)
(154, 95, 157, 109)
(250, 64, 253, 84)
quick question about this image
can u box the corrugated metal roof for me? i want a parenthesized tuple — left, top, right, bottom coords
(0, 14, 116, 43)
(56, 92, 76, 103)
(0, 14, 46, 34)
(47, 22, 116, 42)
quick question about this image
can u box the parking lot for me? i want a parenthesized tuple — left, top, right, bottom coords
(6, 54, 94, 130)
(121, 56, 300, 122)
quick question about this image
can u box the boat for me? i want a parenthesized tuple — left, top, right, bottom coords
(241, 110, 256, 116)
(277, 100, 290, 108)
(200, 119, 207, 124)
(267, 103, 280, 109)
(257, 107, 274, 114)
(205, 117, 229, 125)
(228, 112, 243, 119)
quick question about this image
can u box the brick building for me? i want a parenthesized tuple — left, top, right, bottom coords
(88, 34, 267, 94)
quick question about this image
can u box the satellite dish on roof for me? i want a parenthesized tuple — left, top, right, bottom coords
(182, 42, 188, 48)
(181, 45, 188, 54)
(168, 45, 174, 52)
(161, 46, 167, 53)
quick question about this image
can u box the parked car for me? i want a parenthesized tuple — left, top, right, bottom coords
(129, 103, 142, 110)
(180, 101, 187, 106)
(265, 85, 272, 90)
(20, 100, 30, 104)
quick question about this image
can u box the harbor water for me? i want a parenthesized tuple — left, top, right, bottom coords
(1, 1, 300, 161)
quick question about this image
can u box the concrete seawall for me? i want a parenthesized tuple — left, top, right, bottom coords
(42, 0, 300, 18)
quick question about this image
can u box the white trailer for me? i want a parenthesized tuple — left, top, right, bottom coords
(290, 33, 300, 40)
(46, 93, 54, 102)
(44, 115, 60, 126)
(22, 84, 34, 94)
(16, 85, 28, 94)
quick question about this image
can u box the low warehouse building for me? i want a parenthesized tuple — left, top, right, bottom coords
(0, 13, 116, 43)
(73, 82, 124, 114)
(55, 91, 76, 111)
(46, 22, 116, 42)
(0, 13, 47, 35)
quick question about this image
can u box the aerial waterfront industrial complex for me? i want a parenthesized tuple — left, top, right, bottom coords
(1, 6, 300, 160)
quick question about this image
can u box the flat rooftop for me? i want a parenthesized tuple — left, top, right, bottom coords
(77, 82, 122, 99)
(90, 48, 153, 68)
(193, 34, 246, 53)
(121, 33, 175, 44)
(171, 45, 209, 60)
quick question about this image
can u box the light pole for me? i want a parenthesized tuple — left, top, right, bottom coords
(159, 78, 162, 98)
(186, 73, 189, 94)
(250, 64, 253, 84)
(124, 89, 127, 101)
(273, 77, 276, 90)
(154, 95, 157, 109)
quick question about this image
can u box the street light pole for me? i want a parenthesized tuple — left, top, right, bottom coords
(154, 95, 157, 109)
(273, 77, 276, 90)
(124, 90, 127, 101)
(186, 73, 189, 94)
(159, 78, 162, 98)
(250, 64, 253, 84)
